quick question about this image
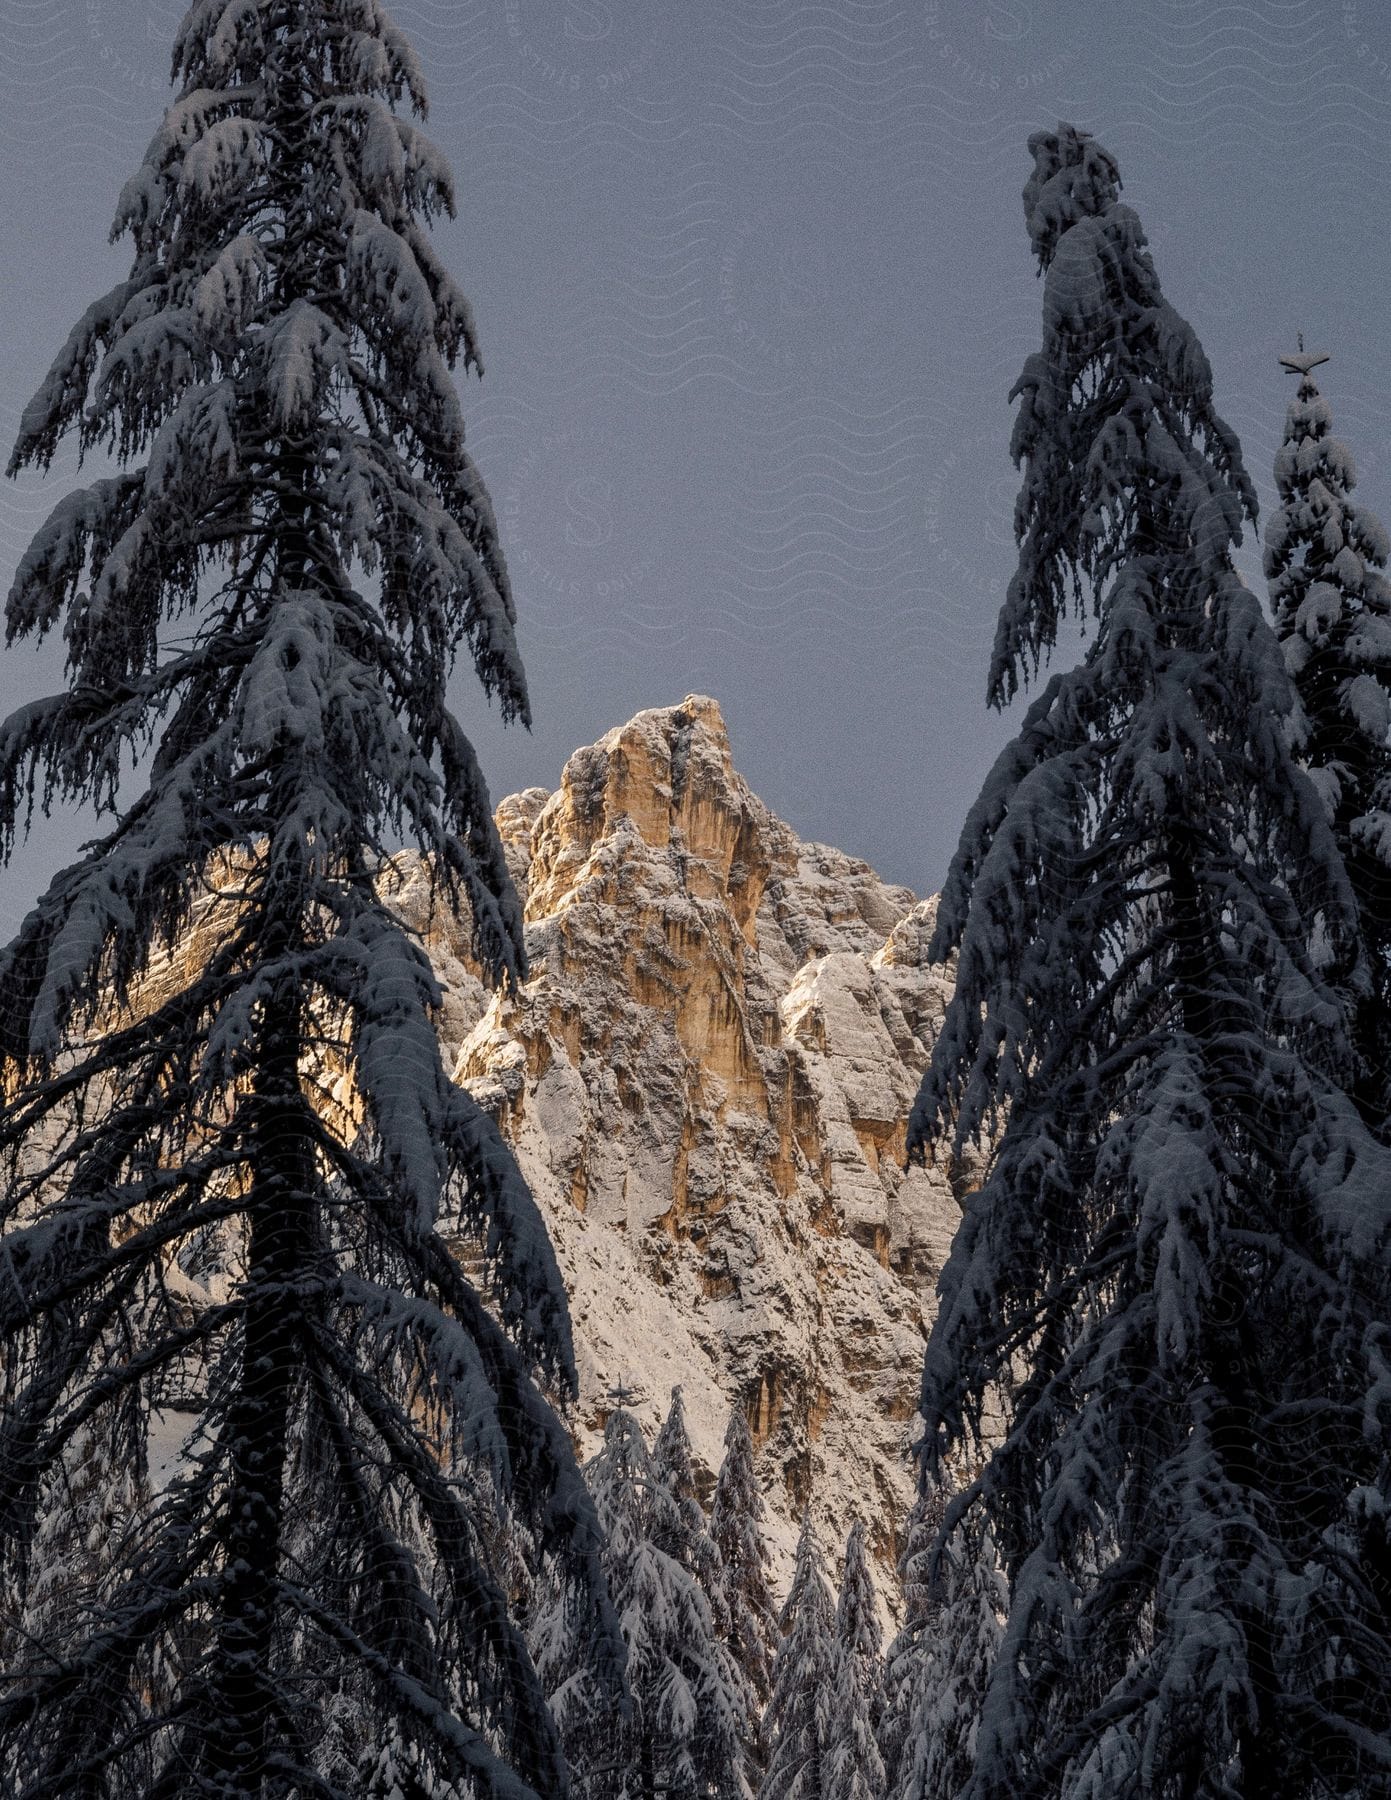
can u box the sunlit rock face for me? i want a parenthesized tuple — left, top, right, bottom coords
(389, 696, 963, 1608)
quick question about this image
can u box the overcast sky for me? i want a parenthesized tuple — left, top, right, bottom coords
(4, 0, 1391, 931)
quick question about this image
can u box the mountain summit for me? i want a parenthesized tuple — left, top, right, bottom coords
(387, 696, 961, 1604)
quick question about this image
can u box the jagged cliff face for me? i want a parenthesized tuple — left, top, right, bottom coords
(387, 696, 961, 1607)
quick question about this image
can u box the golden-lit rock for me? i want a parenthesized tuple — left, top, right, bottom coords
(403, 696, 963, 1609)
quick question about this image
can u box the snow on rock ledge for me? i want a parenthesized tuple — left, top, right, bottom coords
(388, 697, 962, 1609)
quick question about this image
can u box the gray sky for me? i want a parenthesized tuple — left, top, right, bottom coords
(4, 0, 1391, 935)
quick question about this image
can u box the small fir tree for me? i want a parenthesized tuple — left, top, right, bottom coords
(826, 1522, 884, 1800)
(759, 1514, 837, 1800)
(710, 1403, 779, 1704)
(361, 1719, 468, 1800)
(878, 1488, 946, 1795)
(833, 1521, 882, 1680)
(1266, 344, 1391, 1135)
(709, 1400, 779, 1787)
(538, 1401, 749, 1800)
(654, 1385, 730, 1634)
(893, 1517, 1005, 1800)
(15, 1385, 148, 1673)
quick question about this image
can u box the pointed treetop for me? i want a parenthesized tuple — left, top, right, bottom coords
(786, 1510, 822, 1594)
(835, 1520, 883, 1667)
(1021, 120, 1122, 269)
(1280, 343, 1331, 377)
(653, 1385, 692, 1480)
(654, 1385, 698, 1490)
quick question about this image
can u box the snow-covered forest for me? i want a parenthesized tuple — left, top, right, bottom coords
(0, 3, 1389, 1797)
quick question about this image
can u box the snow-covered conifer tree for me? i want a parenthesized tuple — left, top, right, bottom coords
(0, 3, 619, 1793)
(893, 1516, 1005, 1800)
(878, 1489, 945, 1794)
(759, 1514, 837, 1800)
(710, 1403, 779, 1734)
(907, 122, 1391, 1798)
(1266, 345, 1391, 1135)
(15, 1384, 148, 1669)
(826, 1522, 884, 1800)
(538, 1401, 748, 1800)
(654, 1385, 729, 1633)
(833, 1521, 882, 1683)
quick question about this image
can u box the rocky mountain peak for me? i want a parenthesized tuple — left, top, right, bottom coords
(391, 697, 962, 1610)
(522, 696, 765, 925)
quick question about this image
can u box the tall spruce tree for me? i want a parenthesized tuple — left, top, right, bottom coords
(0, 3, 618, 1794)
(1266, 345, 1391, 1136)
(907, 122, 1391, 1798)
(759, 1514, 837, 1800)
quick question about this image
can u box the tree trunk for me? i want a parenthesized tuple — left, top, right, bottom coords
(202, 973, 314, 1792)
